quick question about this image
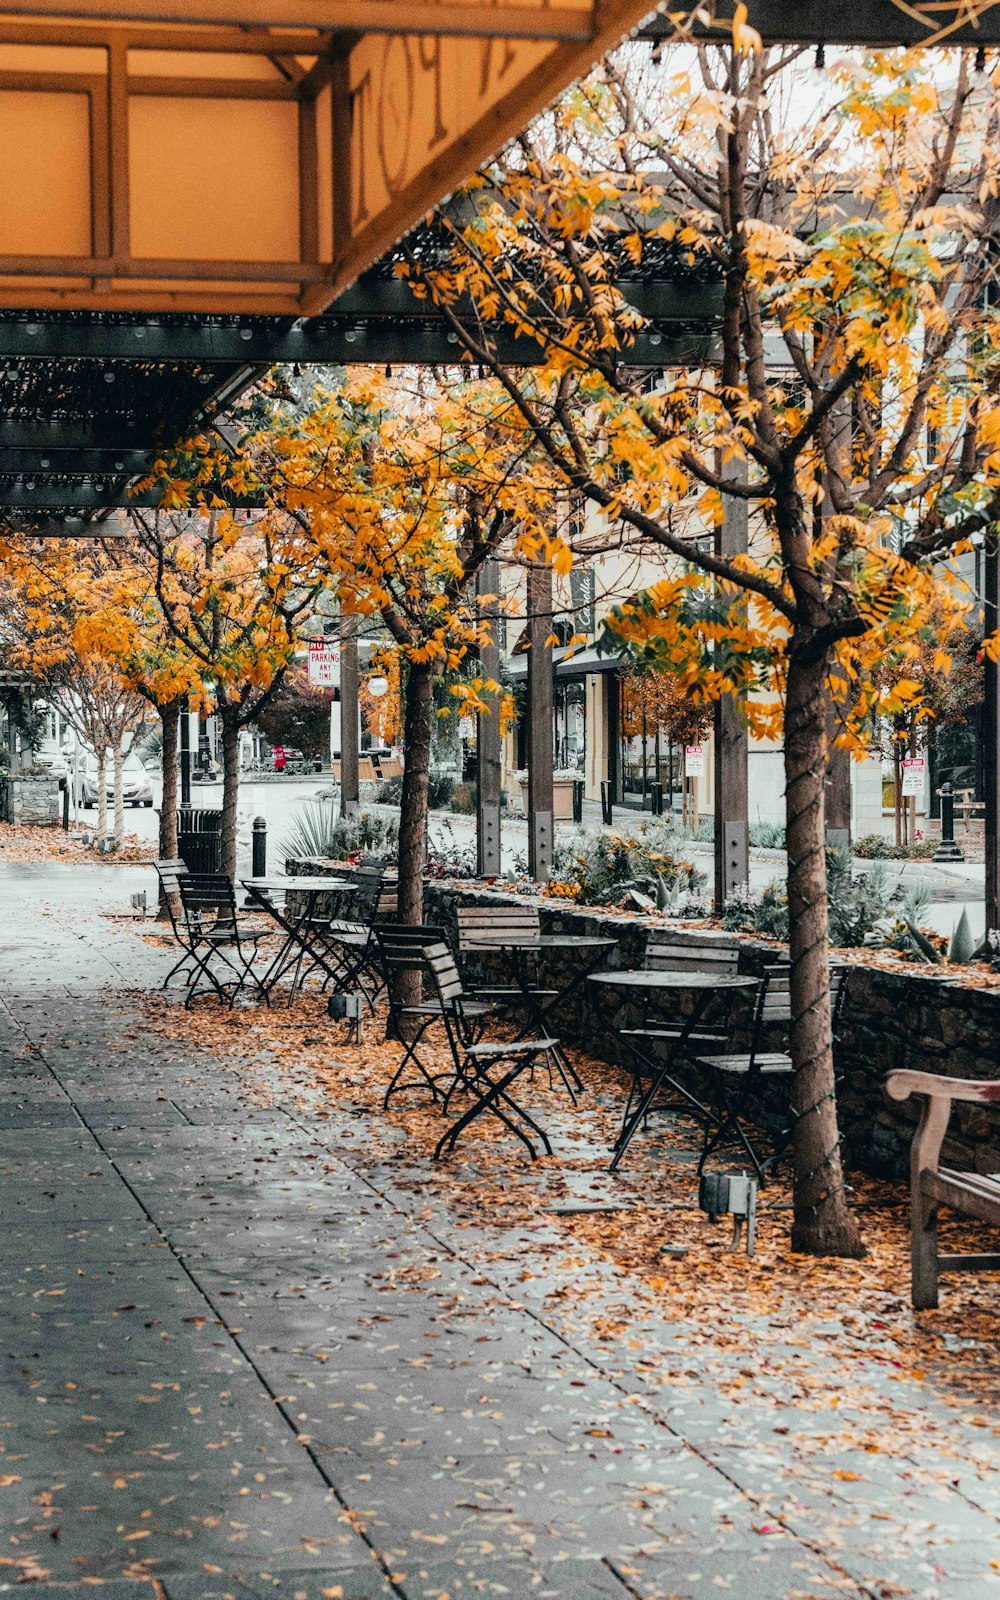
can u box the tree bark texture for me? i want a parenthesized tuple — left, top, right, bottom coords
(220, 707, 241, 884)
(397, 660, 433, 928)
(785, 640, 865, 1258)
(157, 699, 180, 921)
(96, 749, 107, 836)
(112, 746, 125, 845)
(159, 699, 179, 864)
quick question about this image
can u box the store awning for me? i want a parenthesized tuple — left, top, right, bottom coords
(506, 645, 624, 681)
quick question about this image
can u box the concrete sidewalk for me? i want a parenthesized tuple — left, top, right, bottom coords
(1, 861, 999, 1599)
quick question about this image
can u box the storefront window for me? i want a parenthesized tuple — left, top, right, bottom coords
(554, 680, 586, 771)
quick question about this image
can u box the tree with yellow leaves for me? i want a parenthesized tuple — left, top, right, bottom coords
(254, 373, 560, 928)
(410, 41, 1000, 1255)
(127, 501, 323, 882)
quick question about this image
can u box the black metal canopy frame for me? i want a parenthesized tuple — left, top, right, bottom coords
(0, 232, 722, 524)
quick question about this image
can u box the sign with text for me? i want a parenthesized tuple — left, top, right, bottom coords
(684, 744, 706, 779)
(308, 639, 340, 685)
(902, 757, 925, 797)
(333, 0, 662, 301)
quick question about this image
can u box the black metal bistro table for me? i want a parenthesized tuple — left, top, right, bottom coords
(241, 875, 350, 1005)
(587, 969, 757, 1171)
(461, 933, 618, 1101)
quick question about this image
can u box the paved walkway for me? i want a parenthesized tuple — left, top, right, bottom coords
(2, 862, 1000, 1599)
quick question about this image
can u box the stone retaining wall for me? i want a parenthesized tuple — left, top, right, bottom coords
(290, 858, 1000, 1182)
(1, 773, 61, 825)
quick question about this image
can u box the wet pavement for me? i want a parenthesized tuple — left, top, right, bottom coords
(1, 861, 999, 1599)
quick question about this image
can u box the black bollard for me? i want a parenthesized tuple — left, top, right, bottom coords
(572, 779, 584, 825)
(650, 781, 664, 817)
(61, 777, 69, 831)
(600, 780, 614, 826)
(252, 815, 267, 877)
(933, 781, 965, 863)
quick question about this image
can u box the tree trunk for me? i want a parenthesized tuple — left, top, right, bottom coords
(112, 745, 125, 845)
(784, 639, 865, 1258)
(220, 707, 241, 884)
(397, 659, 433, 927)
(157, 699, 180, 921)
(96, 749, 108, 836)
(159, 699, 179, 863)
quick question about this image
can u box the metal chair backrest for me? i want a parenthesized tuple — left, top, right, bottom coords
(456, 903, 541, 951)
(644, 933, 739, 976)
(178, 872, 238, 933)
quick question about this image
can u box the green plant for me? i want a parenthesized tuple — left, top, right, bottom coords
(854, 832, 938, 861)
(546, 821, 705, 908)
(426, 817, 478, 878)
(279, 799, 399, 866)
(723, 850, 898, 949)
(721, 880, 790, 941)
(749, 821, 786, 849)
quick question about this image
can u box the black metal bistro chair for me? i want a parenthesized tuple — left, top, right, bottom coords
(177, 873, 272, 1008)
(615, 933, 743, 1139)
(378, 936, 559, 1160)
(375, 925, 491, 1100)
(317, 866, 399, 1007)
(153, 857, 195, 989)
(695, 964, 850, 1181)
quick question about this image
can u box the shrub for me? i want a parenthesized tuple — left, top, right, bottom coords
(426, 818, 478, 879)
(450, 780, 476, 815)
(280, 799, 399, 867)
(722, 850, 897, 949)
(749, 821, 785, 849)
(544, 821, 706, 909)
(854, 832, 938, 861)
(427, 770, 455, 810)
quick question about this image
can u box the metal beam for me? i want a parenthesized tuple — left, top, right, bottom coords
(0, 485, 267, 509)
(2, 0, 595, 41)
(641, 0, 1000, 46)
(0, 518, 130, 538)
(0, 313, 719, 365)
(0, 448, 154, 474)
(0, 421, 192, 452)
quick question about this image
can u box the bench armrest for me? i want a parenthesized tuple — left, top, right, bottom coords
(887, 1070, 1000, 1107)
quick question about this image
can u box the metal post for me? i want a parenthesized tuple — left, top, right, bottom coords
(252, 815, 267, 877)
(179, 692, 192, 810)
(714, 465, 749, 909)
(934, 781, 964, 863)
(339, 615, 360, 818)
(476, 558, 502, 878)
(527, 560, 554, 882)
(985, 535, 1000, 932)
(61, 779, 69, 831)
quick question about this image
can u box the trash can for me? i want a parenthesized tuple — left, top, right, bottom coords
(176, 808, 223, 874)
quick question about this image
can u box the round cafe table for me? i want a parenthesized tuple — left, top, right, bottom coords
(587, 969, 757, 1170)
(241, 875, 350, 1003)
(460, 933, 618, 1100)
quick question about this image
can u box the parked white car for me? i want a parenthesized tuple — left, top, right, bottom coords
(75, 753, 154, 809)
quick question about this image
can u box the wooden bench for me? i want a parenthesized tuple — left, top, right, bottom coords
(886, 1069, 1000, 1308)
(954, 788, 985, 831)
